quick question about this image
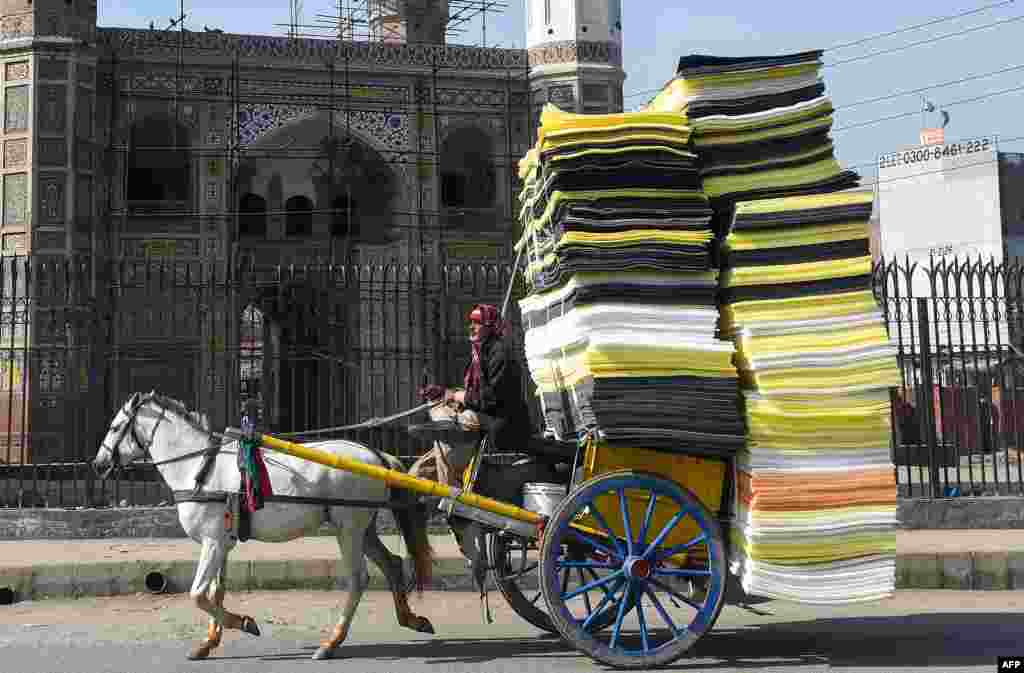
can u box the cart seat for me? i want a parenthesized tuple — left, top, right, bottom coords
(524, 436, 578, 463)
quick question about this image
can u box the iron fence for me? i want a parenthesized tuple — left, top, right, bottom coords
(875, 256, 1024, 498)
(0, 253, 530, 508)
(5, 252, 1024, 508)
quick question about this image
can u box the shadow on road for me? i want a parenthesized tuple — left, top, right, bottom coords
(230, 613, 1024, 669)
(685, 612, 1024, 670)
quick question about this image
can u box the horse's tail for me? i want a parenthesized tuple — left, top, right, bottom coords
(383, 455, 434, 595)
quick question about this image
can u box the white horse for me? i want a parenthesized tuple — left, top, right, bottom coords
(91, 391, 435, 661)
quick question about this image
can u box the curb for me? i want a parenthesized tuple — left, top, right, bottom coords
(3, 552, 1024, 603)
(896, 551, 1024, 590)
(0, 556, 481, 602)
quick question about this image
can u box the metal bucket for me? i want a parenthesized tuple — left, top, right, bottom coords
(522, 483, 567, 518)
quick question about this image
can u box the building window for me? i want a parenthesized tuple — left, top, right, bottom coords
(127, 116, 191, 205)
(440, 126, 496, 209)
(331, 195, 357, 238)
(238, 193, 267, 238)
(285, 195, 313, 236)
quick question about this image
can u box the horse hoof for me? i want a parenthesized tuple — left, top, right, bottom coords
(187, 645, 213, 660)
(240, 616, 261, 637)
(415, 618, 435, 635)
(312, 646, 335, 660)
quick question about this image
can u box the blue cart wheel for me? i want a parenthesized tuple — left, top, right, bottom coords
(539, 469, 726, 669)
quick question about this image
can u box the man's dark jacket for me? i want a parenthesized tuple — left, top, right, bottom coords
(463, 335, 531, 423)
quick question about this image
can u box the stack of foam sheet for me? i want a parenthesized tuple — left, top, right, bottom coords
(718, 190, 901, 604)
(514, 104, 746, 457)
(643, 51, 859, 233)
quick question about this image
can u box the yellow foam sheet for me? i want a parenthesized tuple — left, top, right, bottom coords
(643, 62, 823, 114)
(744, 359, 901, 392)
(734, 189, 874, 216)
(721, 256, 872, 287)
(737, 322, 891, 356)
(517, 187, 708, 251)
(693, 97, 834, 134)
(693, 114, 833, 147)
(702, 157, 843, 199)
(533, 344, 738, 386)
(704, 141, 834, 174)
(721, 290, 880, 327)
(730, 527, 897, 564)
(557, 229, 715, 248)
(725, 221, 869, 251)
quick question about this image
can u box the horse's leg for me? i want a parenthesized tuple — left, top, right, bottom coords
(312, 509, 372, 661)
(202, 559, 229, 653)
(363, 522, 435, 635)
(188, 537, 259, 660)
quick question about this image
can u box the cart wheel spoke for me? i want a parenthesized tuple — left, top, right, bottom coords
(499, 561, 538, 581)
(581, 577, 625, 631)
(569, 527, 623, 561)
(655, 568, 712, 578)
(578, 568, 593, 614)
(654, 532, 708, 562)
(635, 588, 650, 653)
(609, 581, 633, 650)
(618, 489, 633, 556)
(641, 510, 687, 560)
(643, 583, 682, 637)
(561, 569, 623, 601)
(540, 471, 725, 668)
(649, 577, 704, 612)
(588, 506, 627, 558)
(529, 590, 543, 605)
(638, 492, 658, 547)
(555, 559, 616, 570)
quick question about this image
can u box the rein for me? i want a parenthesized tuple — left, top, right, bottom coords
(104, 394, 426, 510)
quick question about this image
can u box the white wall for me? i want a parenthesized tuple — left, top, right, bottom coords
(878, 136, 1002, 268)
(877, 135, 1008, 348)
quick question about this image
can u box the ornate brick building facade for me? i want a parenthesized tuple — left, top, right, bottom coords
(0, 0, 624, 466)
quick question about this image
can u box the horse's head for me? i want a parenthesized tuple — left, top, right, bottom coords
(92, 391, 159, 478)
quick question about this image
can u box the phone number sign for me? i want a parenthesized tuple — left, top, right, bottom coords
(878, 137, 994, 171)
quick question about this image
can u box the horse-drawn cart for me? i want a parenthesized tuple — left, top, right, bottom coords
(247, 416, 733, 670)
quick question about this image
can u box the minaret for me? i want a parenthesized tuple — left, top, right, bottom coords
(525, 0, 625, 122)
(0, 0, 99, 256)
(367, 0, 450, 44)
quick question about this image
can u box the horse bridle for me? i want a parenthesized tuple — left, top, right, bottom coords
(98, 393, 211, 479)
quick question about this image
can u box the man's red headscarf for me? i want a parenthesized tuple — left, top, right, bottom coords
(463, 304, 509, 401)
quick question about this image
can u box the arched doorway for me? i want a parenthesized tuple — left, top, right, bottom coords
(234, 117, 399, 257)
(239, 193, 267, 238)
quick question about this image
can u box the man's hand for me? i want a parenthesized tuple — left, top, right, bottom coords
(417, 384, 446, 402)
(445, 388, 466, 409)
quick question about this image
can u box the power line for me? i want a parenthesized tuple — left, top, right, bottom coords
(825, 13, 1024, 67)
(834, 81, 1024, 132)
(835, 62, 1024, 110)
(623, 2, 1021, 100)
(827, 0, 1015, 50)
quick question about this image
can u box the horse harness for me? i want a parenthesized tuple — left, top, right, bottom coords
(111, 394, 415, 541)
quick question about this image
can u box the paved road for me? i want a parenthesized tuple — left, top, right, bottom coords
(1, 590, 1022, 672)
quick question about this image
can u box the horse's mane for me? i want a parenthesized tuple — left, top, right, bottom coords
(147, 391, 211, 431)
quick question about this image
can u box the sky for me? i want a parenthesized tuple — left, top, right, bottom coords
(98, 0, 1024, 180)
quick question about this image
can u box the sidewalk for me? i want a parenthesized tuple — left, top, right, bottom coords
(1, 530, 1023, 601)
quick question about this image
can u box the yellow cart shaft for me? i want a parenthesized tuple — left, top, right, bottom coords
(258, 433, 544, 526)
